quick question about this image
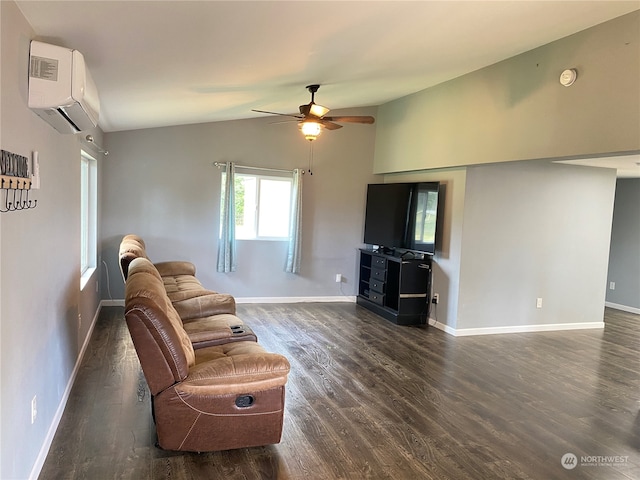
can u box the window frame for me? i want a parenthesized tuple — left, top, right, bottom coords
(80, 150, 97, 289)
(222, 171, 293, 241)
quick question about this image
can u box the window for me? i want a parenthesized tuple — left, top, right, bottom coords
(222, 172, 292, 240)
(414, 189, 438, 244)
(80, 151, 97, 288)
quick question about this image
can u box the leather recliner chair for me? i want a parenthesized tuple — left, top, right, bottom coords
(124, 257, 290, 451)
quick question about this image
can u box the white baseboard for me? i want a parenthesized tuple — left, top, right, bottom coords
(429, 319, 605, 337)
(101, 297, 356, 306)
(430, 319, 457, 335)
(101, 299, 125, 307)
(605, 301, 640, 315)
(29, 301, 104, 480)
(235, 296, 356, 304)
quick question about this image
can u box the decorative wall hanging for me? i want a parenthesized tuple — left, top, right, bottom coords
(0, 150, 37, 212)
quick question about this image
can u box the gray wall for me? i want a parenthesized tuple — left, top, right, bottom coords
(606, 178, 640, 310)
(0, 2, 103, 478)
(457, 162, 616, 331)
(101, 111, 379, 300)
(374, 11, 640, 173)
(372, 13, 637, 333)
(380, 161, 618, 333)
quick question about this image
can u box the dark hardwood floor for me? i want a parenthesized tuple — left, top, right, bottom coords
(39, 304, 639, 479)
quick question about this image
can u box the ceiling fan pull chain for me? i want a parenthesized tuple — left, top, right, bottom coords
(308, 143, 314, 175)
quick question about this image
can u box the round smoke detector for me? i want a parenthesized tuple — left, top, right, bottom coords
(560, 69, 577, 87)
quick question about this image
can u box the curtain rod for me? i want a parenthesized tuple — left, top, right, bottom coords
(84, 135, 109, 156)
(212, 162, 304, 174)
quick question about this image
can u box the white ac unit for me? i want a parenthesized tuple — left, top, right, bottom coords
(28, 41, 100, 134)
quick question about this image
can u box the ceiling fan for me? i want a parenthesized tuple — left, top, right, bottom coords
(252, 84, 375, 141)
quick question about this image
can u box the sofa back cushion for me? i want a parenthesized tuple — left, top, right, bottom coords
(119, 234, 149, 280)
(124, 257, 196, 395)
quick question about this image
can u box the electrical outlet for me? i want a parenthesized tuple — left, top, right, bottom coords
(432, 293, 439, 304)
(31, 395, 37, 424)
(536, 298, 543, 309)
(335, 274, 342, 283)
(609, 281, 616, 290)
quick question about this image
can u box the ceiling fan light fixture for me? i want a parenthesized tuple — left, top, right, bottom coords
(300, 121, 322, 141)
(309, 103, 329, 117)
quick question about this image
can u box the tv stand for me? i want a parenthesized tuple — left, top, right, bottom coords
(372, 246, 395, 255)
(357, 249, 432, 326)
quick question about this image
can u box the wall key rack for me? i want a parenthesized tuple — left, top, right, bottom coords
(0, 150, 37, 212)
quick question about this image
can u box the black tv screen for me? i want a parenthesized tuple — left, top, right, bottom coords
(363, 183, 413, 248)
(363, 182, 440, 254)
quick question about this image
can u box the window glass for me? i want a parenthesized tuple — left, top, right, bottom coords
(80, 151, 97, 279)
(222, 172, 292, 240)
(257, 178, 291, 238)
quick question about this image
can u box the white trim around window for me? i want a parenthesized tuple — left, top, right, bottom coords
(80, 150, 97, 290)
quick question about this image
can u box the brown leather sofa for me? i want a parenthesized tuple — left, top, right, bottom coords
(118, 235, 256, 347)
(125, 256, 290, 451)
(128, 252, 256, 348)
(119, 234, 236, 319)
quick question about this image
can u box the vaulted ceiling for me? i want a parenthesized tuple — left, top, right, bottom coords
(16, 1, 639, 133)
(15, 1, 640, 176)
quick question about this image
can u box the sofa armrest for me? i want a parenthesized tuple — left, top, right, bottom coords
(154, 261, 196, 277)
(172, 292, 236, 320)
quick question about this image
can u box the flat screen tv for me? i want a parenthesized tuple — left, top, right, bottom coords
(363, 182, 441, 255)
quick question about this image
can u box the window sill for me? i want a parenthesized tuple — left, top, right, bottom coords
(237, 238, 289, 242)
(80, 267, 97, 291)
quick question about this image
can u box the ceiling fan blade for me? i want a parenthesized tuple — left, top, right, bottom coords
(252, 109, 302, 119)
(323, 116, 375, 124)
(270, 119, 300, 125)
(319, 120, 343, 130)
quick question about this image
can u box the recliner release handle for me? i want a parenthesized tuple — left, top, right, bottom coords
(235, 395, 255, 408)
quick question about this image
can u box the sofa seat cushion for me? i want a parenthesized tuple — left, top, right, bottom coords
(163, 274, 204, 295)
(183, 341, 290, 395)
(162, 275, 236, 317)
(169, 290, 236, 319)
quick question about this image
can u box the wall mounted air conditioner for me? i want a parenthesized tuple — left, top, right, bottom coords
(28, 41, 100, 134)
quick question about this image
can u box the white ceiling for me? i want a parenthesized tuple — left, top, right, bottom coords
(15, 1, 640, 175)
(555, 154, 640, 178)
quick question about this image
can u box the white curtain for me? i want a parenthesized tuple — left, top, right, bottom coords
(217, 162, 237, 272)
(285, 168, 303, 273)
